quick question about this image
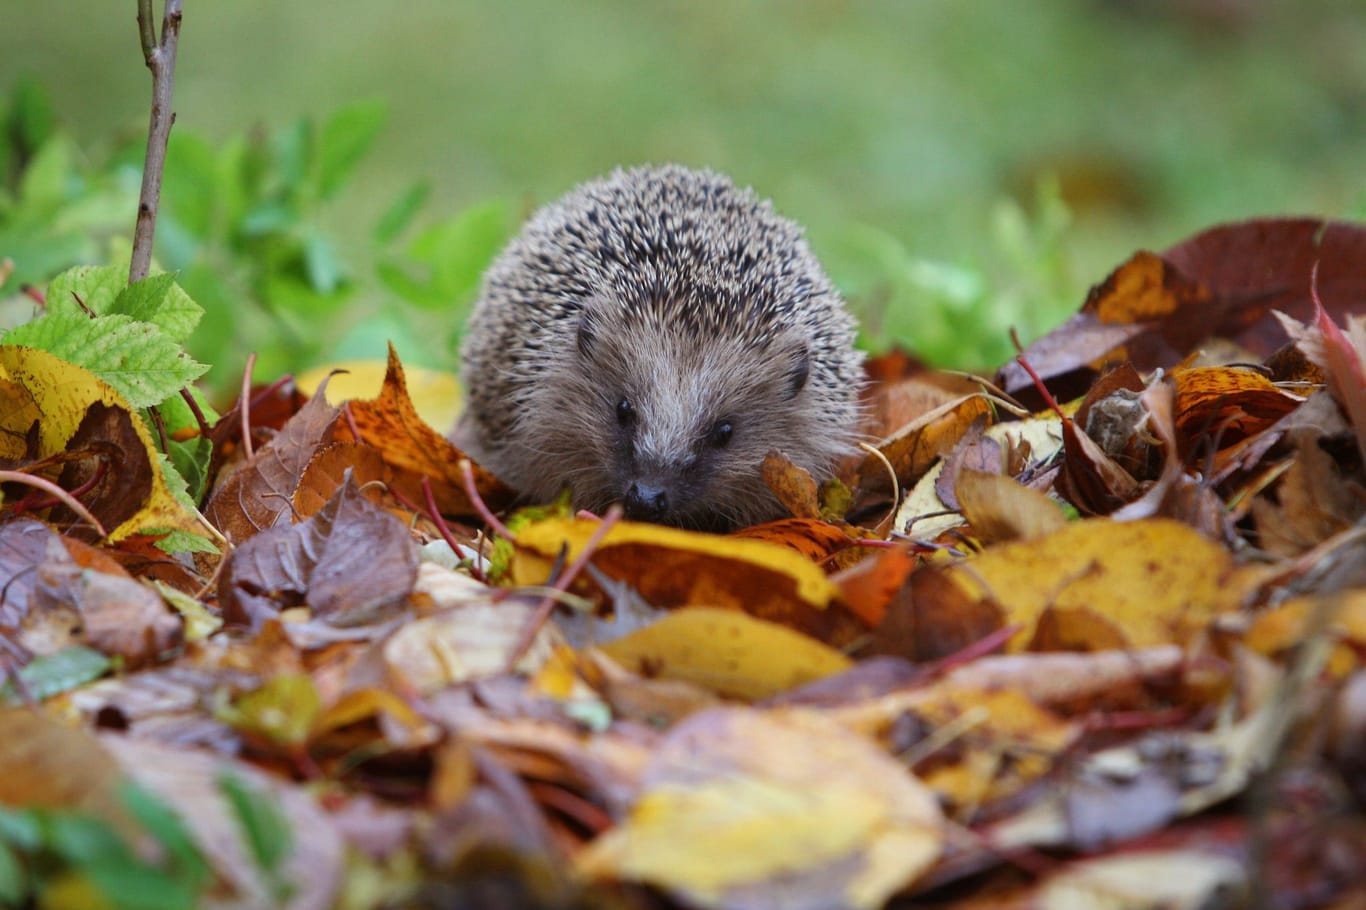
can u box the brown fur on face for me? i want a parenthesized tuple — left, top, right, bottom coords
(456, 165, 864, 529)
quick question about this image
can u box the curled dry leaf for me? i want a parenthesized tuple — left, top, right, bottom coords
(954, 468, 1069, 545)
(859, 394, 994, 500)
(1001, 218, 1366, 398)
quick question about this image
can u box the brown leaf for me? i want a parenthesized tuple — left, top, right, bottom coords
(1251, 430, 1363, 556)
(219, 469, 419, 630)
(1001, 218, 1366, 397)
(336, 344, 514, 516)
(1171, 365, 1302, 458)
(760, 451, 820, 519)
(864, 565, 1007, 662)
(858, 394, 993, 498)
(955, 468, 1069, 545)
(205, 385, 342, 543)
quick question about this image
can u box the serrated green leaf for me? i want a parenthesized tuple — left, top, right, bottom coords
(149, 528, 219, 556)
(315, 98, 386, 201)
(111, 273, 204, 342)
(165, 434, 213, 506)
(374, 179, 430, 245)
(44, 264, 126, 317)
(0, 646, 110, 704)
(2, 312, 208, 408)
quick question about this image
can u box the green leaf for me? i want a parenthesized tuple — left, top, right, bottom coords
(111, 273, 204, 342)
(315, 98, 387, 201)
(0, 646, 110, 705)
(271, 117, 312, 196)
(2, 312, 209, 408)
(380, 199, 512, 311)
(118, 782, 209, 891)
(0, 809, 42, 852)
(303, 230, 345, 293)
(217, 773, 293, 902)
(161, 131, 221, 241)
(0, 840, 27, 906)
(45, 264, 126, 317)
(374, 179, 431, 245)
(11, 77, 57, 154)
(149, 528, 219, 556)
(16, 135, 73, 210)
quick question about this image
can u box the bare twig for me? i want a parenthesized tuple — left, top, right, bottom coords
(506, 505, 624, 670)
(0, 470, 109, 538)
(130, 0, 184, 284)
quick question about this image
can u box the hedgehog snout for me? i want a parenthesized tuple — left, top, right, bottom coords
(622, 481, 670, 522)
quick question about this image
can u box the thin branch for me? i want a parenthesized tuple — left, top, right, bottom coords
(136, 0, 157, 59)
(129, 0, 184, 284)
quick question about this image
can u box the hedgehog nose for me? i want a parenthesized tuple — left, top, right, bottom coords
(623, 482, 669, 523)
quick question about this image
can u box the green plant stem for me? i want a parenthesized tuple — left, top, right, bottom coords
(130, 0, 183, 285)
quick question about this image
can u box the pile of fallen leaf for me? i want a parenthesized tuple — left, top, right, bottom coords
(2, 216, 1366, 909)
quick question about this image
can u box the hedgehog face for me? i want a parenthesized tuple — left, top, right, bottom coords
(555, 303, 817, 529)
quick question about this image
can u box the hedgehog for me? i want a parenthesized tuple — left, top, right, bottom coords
(455, 164, 864, 530)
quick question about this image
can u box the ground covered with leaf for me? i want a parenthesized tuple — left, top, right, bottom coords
(2, 216, 1366, 908)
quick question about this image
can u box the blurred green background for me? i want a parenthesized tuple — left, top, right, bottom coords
(4, 0, 1364, 389)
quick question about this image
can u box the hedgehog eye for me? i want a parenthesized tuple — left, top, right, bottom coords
(615, 398, 636, 426)
(707, 419, 733, 449)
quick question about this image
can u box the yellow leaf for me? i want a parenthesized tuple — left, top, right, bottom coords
(946, 518, 1243, 650)
(297, 357, 462, 433)
(512, 518, 864, 645)
(224, 674, 320, 746)
(0, 346, 205, 542)
(598, 607, 853, 700)
(579, 707, 942, 909)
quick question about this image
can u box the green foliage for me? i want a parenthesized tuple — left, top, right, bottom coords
(0, 646, 110, 705)
(217, 773, 295, 904)
(822, 179, 1078, 370)
(0, 84, 514, 388)
(0, 775, 298, 909)
(0, 782, 206, 910)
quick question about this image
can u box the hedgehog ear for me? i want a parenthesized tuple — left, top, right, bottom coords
(576, 311, 598, 360)
(783, 345, 810, 399)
